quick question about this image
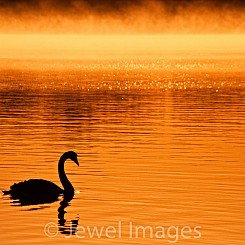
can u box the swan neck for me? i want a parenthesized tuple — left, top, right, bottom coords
(58, 155, 74, 192)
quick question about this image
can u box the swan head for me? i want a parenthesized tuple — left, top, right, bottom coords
(65, 151, 79, 166)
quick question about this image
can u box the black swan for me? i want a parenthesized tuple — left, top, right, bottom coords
(3, 151, 79, 205)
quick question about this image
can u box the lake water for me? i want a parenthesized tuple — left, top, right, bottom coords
(0, 53, 244, 244)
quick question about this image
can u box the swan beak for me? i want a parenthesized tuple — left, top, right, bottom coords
(75, 158, 79, 166)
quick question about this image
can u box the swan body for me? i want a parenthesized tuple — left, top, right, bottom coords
(3, 151, 79, 205)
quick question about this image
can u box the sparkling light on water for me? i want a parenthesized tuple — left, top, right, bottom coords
(0, 57, 244, 93)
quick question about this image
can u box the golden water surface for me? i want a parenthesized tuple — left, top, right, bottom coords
(0, 36, 244, 244)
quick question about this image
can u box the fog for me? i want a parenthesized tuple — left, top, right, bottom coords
(0, 0, 244, 34)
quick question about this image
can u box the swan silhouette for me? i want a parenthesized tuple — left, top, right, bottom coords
(3, 151, 79, 205)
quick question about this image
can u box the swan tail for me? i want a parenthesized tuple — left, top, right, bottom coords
(2, 190, 11, 195)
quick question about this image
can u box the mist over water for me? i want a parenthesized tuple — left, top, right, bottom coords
(0, 0, 244, 33)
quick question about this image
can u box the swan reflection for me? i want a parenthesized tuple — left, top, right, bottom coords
(58, 193, 79, 236)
